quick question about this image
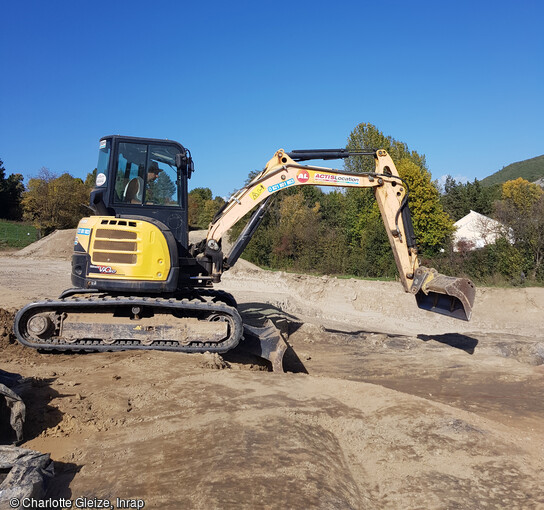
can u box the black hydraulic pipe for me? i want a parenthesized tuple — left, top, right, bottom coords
(286, 149, 376, 161)
(225, 196, 274, 268)
(401, 202, 418, 249)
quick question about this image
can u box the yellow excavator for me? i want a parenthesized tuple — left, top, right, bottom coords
(14, 135, 475, 371)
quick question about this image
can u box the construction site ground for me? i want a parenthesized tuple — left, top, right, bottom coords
(1, 230, 543, 509)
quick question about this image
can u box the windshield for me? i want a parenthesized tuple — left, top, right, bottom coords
(113, 142, 180, 207)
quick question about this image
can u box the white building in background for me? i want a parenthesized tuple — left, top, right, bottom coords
(452, 210, 506, 252)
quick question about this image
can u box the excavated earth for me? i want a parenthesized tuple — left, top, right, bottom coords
(1, 230, 543, 509)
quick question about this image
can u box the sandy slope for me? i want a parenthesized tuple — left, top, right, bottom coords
(0, 231, 543, 509)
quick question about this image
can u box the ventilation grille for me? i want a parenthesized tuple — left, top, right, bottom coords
(93, 252, 137, 264)
(100, 219, 137, 227)
(95, 229, 137, 240)
(92, 228, 138, 265)
(94, 240, 137, 251)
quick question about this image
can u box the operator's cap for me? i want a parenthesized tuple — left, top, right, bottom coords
(149, 161, 162, 174)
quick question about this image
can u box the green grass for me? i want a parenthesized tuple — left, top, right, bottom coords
(0, 219, 38, 249)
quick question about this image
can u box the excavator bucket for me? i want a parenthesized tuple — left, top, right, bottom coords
(241, 321, 288, 372)
(413, 268, 476, 321)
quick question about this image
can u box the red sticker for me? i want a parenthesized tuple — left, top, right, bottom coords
(297, 170, 310, 183)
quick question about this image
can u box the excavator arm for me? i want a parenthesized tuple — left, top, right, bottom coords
(201, 148, 475, 321)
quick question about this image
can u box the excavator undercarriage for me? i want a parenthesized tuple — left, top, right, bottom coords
(14, 291, 290, 370)
(15, 294, 242, 353)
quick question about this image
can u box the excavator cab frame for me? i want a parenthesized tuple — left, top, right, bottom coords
(90, 135, 192, 249)
(77, 135, 212, 291)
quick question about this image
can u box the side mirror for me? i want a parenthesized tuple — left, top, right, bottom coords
(176, 152, 194, 179)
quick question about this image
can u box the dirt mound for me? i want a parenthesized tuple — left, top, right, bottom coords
(0, 308, 16, 350)
(0, 307, 39, 362)
(13, 230, 76, 260)
(221, 269, 544, 338)
(225, 257, 263, 275)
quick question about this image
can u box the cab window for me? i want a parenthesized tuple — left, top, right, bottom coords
(114, 142, 147, 204)
(144, 145, 179, 206)
(113, 142, 180, 206)
(95, 139, 111, 188)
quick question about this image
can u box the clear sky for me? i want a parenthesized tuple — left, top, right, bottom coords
(1, 0, 543, 197)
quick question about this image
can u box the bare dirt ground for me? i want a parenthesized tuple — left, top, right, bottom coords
(1, 230, 543, 509)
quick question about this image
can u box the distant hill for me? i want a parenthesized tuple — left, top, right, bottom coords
(481, 154, 544, 187)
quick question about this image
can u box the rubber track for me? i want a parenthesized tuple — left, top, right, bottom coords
(14, 295, 243, 354)
(178, 288, 238, 308)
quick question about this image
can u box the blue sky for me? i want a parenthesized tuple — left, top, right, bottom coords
(1, 0, 543, 197)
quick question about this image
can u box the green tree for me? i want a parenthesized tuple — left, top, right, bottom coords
(355, 204, 397, 277)
(495, 178, 544, 279)
(188, 187, 225, 229)
(345, 122, 427, 175)
(269, 192, 322, 271)
(441, 176, 500, 221)
(22, 169, 91, 236)
(441, 176, 470, 221)
(345, 123, 453, 256)
(398, 158, 454, 253)
(190, 187, 213, 201)
(147, 172, 177, 205)
(85, 168, 98, 188)
(0, 159, 25, 220)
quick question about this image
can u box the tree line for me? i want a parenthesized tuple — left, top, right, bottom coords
(2, 123, 543, 285)
(0, 157, 226, 237)
(0, 160, 95, 236)
(224, 123, 451, 278)
(0, 159, 25, 221)
(435, 176, 544, 284)
(222, 123, 544, 285)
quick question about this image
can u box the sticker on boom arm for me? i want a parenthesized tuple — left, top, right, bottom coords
(297, 170, 310, 183)
(313, 173, 361, 185)
(250, 184, 266, 200)
(268, 178, 295, 193)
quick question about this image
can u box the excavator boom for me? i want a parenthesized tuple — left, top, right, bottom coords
(204, 148, 475, 321)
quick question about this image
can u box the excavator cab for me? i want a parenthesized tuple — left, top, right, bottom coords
(71, 135, 213, 294)
(89, 135, 192, 250)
